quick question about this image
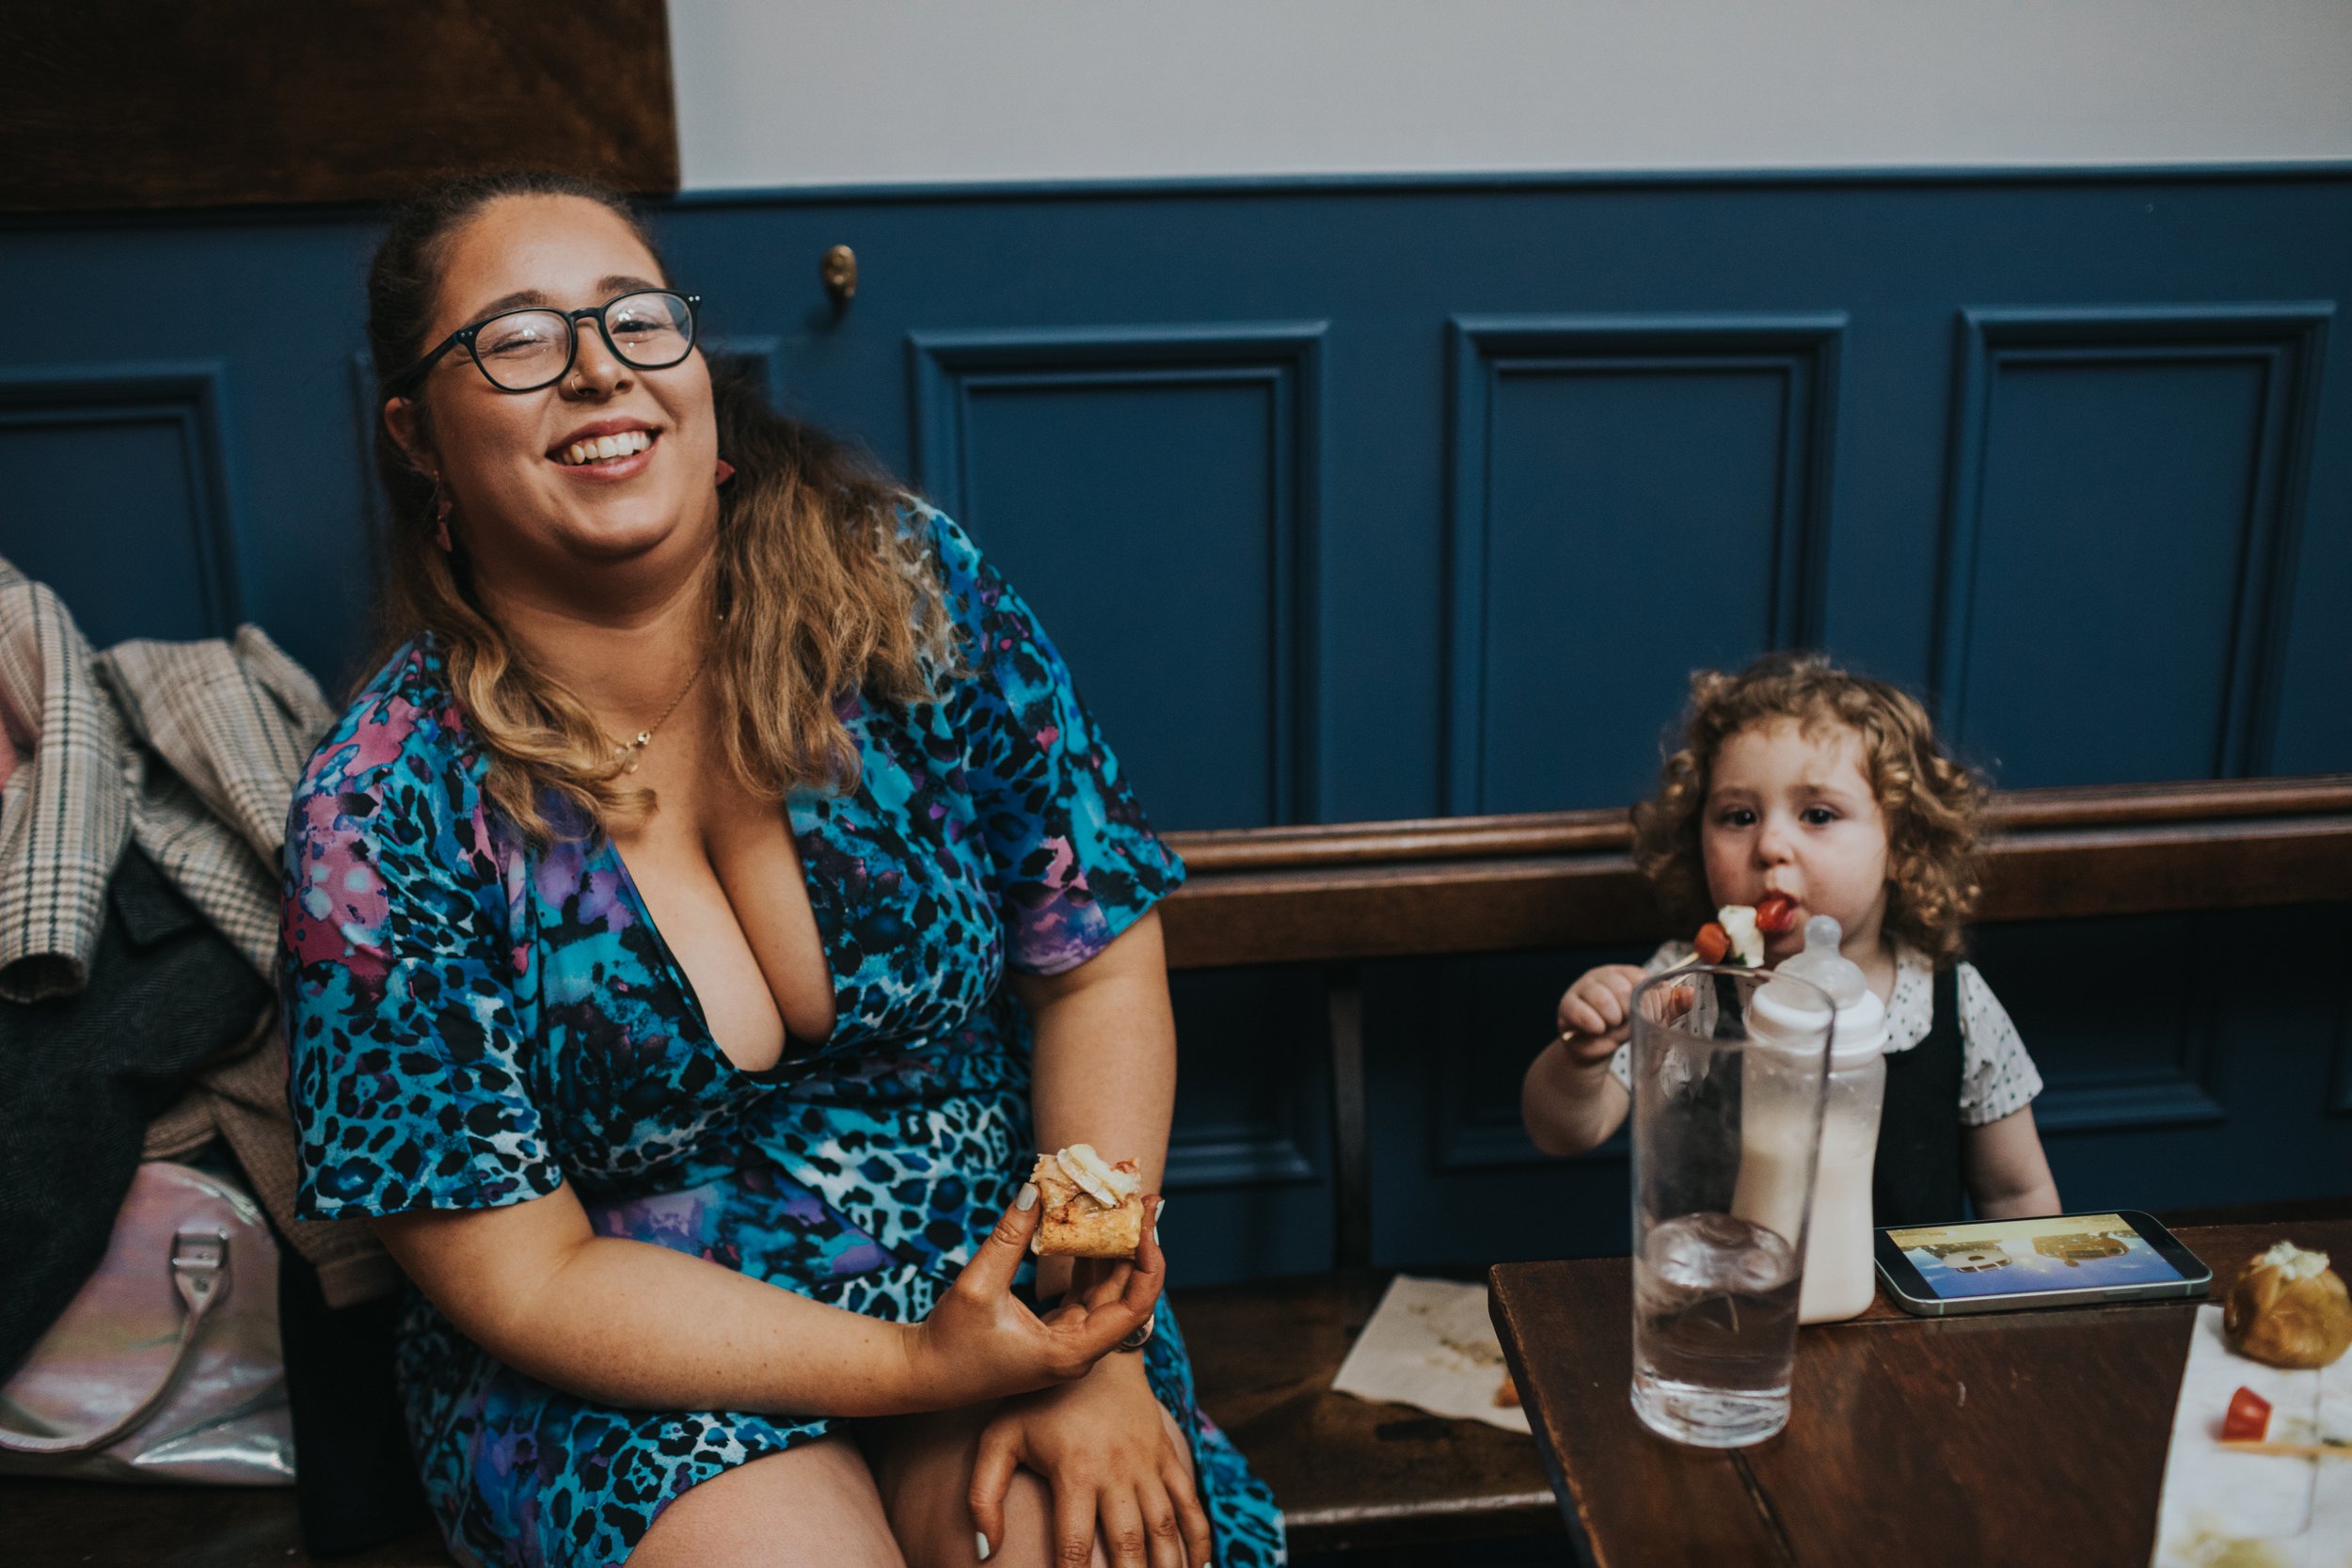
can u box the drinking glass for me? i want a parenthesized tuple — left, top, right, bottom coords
(1628, 965, 1835, 1447)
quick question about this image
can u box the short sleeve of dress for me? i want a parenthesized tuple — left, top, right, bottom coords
(279, 673, 560, 1220)
(1953, 961, 2043, 1127)
(1606, 941, 1692, 1090)
(927, 508, 1185, 975)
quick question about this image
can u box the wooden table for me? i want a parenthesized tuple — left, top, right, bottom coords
(1489, 1217, 2352, 1568)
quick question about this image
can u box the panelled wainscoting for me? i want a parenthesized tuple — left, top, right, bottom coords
(2, 166, 2348, 1283)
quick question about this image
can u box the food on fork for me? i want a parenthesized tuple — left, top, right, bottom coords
(1029, 1144, 1148, 1259)
(1692, 894, 1797, 968)
(1695, 906, 1761, 967)
(2223, 1242, 2352, 1369)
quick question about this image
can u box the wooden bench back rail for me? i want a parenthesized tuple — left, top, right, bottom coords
(1155, 774, 2352, 1269)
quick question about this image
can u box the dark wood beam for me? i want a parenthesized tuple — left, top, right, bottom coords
(1, 1, 678, 213)
(1158, 775, 2352, 970)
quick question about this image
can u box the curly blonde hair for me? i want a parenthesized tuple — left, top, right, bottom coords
(1628, 653, 1988, 965)
(362, 172, 953, 842)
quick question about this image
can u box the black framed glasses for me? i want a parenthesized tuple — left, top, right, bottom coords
(392, 290, 702, 394)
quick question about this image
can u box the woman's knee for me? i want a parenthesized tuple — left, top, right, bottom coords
(627, 1434, 906, 1568)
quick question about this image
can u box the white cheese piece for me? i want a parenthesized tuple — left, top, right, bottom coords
(2255, 1240, 2330, 1280)
(1055, 1143, 1136, 1207)
(1718, 905, 1763, 967)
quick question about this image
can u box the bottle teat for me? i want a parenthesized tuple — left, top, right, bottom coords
(1767, 914, 1887, 1066)
(1775, 915, 1867, 1007)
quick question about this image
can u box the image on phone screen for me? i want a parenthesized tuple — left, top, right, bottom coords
(1883, 1213, 2191, 1300)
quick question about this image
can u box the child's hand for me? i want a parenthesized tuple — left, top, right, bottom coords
(1554, 964, 1651, 1063)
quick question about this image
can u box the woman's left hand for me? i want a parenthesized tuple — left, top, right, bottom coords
(967, 1324, 1213, 1568)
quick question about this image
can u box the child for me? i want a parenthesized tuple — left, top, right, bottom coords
(1520, 653, 2061, 1223)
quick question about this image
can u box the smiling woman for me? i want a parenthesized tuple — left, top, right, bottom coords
(361, 176, 943, 848)
(281, 172, 1284, 1568)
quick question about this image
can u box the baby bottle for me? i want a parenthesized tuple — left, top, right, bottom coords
(1731, 911, 1891, 1335)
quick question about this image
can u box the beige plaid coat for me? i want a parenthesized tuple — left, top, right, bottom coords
(0, 557, 392, 1303)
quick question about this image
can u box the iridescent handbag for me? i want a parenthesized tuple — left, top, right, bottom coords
(0, 1160, 294, 1483)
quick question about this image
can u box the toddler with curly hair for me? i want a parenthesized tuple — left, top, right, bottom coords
(1519, 652, 2061, 1222)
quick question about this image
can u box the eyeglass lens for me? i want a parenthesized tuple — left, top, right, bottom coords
(470, 292, 696, 390)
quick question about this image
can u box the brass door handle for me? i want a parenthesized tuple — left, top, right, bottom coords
(820, 245, 857, 307)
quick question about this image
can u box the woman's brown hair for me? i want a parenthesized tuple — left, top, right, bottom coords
(1629, 653, 1989, 964)
(363, 170, 951, 841)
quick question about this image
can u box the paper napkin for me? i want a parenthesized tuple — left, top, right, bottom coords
(1330, 1274, 1532, 1434)
(2151, 1304, 2352, 1565)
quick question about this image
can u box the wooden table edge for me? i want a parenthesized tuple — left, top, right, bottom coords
(1488, 1267, 1605, 1567)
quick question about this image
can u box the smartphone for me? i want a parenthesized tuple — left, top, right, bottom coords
(1873, 1209, 2212, 1317)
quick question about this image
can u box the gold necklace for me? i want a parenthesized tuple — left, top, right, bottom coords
(611, 641, 715, 774)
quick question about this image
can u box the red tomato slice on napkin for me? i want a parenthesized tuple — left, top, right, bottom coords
(2221, 1385, 2272, 1443)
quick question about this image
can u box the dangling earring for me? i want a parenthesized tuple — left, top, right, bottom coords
(713, 458, 736, 487)
(432, 482, 455, 553)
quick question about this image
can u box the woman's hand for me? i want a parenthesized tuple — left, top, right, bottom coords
(906, 1185, 1165, 1410)
(968, 1350, 1212, 1568)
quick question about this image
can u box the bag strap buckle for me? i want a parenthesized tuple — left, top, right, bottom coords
(0, 1231, 232, 1455)
(170, 1230, 229, 1312)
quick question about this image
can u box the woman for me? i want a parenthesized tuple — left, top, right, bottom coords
(280, 171, 1283, 1568)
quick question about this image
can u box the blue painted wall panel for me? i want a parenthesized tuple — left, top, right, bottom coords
(1160, 968, 1332, 1279)
(1477, 365, 1793, 812)
(1960, 358, 2268, 784)
(1972, 916, 2226, 1132)
(0, 418, 218, 645)
(0, 223, 381, 684)
(961, 379, 1283, 828)
(909, 323, 1321, 829)
(3, 170, 2348, 1283)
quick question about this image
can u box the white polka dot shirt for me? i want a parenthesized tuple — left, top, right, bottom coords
(1605, 942, 2042, 1127)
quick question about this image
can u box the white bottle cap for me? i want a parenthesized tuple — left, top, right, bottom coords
(1775, 914, 1887, 1068)
(1745, 974, 1834, 1054)
(1824, 987, 1888, 1068)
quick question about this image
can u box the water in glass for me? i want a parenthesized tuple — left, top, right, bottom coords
(1631, 1211, 1804, 1446)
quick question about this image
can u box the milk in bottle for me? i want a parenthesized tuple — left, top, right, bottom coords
(1731, 916, 1890, 1323)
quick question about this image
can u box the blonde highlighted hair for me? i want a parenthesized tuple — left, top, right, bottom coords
(362, 171, 953, 841)
(1628, 653, 1989, 965)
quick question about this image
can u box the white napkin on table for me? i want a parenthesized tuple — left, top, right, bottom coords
(1329, 1274, 1532, 1434)
(2150, 1304, 2352, 1565)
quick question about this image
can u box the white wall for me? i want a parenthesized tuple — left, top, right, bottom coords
(669, 1, 2352, 192)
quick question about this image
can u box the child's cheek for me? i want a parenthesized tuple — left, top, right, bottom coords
(1699, 832, 1744, 905)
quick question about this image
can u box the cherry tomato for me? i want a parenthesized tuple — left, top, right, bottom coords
(1694, 923, 1730, 964)
(1755, 893, 1799, 936)
(2221, 1385, 2271, 1443)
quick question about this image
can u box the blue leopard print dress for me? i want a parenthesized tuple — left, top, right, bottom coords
(279, 508, 1284, 1568)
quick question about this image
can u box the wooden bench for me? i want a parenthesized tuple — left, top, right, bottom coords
(9, 776, 2350, 1567)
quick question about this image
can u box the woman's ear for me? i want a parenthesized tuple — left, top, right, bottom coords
(383, 396, 433, 477)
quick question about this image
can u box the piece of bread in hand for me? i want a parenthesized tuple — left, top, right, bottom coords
(1029, 1144, 1146, 1258)
(2224, 1241, 2352, 1369)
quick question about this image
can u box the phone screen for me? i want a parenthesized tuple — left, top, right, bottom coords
(1883, 1212, 2190, 1300)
